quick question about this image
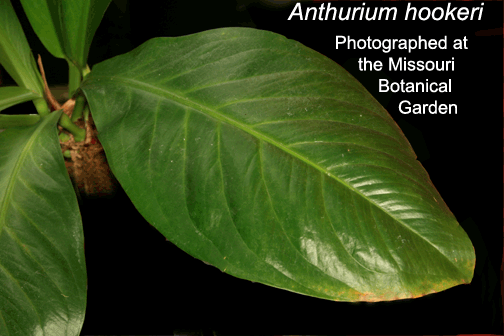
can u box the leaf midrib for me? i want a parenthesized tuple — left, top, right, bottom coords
(0, 117, 48, 234)
(87, 75, 458, 271)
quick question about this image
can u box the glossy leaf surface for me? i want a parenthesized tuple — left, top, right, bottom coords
(20, 0, 112, 70)
(0, 111, 86, 334)
(0, 0, 43, 95)
(0, 86, 39, 112)
(82, 28, 475, 301)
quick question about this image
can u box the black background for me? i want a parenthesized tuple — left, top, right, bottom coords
(4, 0, 503, 335)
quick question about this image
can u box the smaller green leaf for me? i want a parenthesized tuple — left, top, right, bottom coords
(0, 0, 43, 96)
(66, 0, 113, 70)
(19, 0, 65, 59)
(20, 0, 112, 71)
(0, 86, 40, 112)
(0, 114, 40, 127)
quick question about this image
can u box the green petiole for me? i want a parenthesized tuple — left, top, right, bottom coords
(59, 131, 71, 142)
(82, 64, 91, 79)
(71, 94, 86, 122)
(59, 112, 85, 142)
(32, 97, 50, 116)
(83, 105, 90, 122)
(68, 61, 82, 98)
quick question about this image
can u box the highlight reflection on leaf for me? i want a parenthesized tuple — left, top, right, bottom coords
(81, 27, 475, 302)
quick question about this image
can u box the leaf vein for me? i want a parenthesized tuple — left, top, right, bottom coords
(9, 201, 75, 299)
(183, 69, 354, 95)
(214, 125, 305, 286)
(258, 142, 362, 295)
(319, 172, 387, 275)
(88, 75, 457, 268)
(0, 257, 42, 331)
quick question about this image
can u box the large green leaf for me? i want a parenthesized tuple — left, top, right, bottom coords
(81, 28, 475, 302)
(20, 0, 112, 71)
(0, 110, 86, 334)
(0, 0, 43, 96)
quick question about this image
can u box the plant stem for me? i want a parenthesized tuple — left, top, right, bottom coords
(82, 64, 91, 79)
(32, 97, 50, 116)
(71, 94, 86, 122)
(59, 113, 85, 142)
(68, 61, 81, 98)
(59, 132, 71, 142)
(83, 105, 90, 122)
